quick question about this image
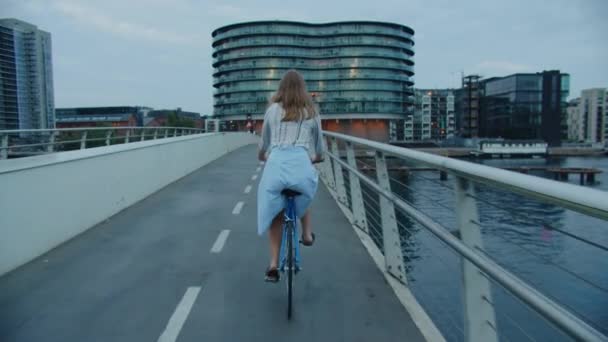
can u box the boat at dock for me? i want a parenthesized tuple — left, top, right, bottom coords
(471, 139, 548, 158)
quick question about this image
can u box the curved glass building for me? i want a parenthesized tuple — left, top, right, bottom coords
(212, 21, 415, 141)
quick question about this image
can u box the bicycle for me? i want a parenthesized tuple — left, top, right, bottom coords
(279, 189, 302, 320)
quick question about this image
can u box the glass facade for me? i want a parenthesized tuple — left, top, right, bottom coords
(212, 21, 415, 120)
(0, 19, 55, 130)
(480, 71, 569, 145)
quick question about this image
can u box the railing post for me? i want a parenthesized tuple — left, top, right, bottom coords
(173, 129, 177, 137)
(346, 141, 368, 233)
(80, 131, 88, 149)
(321, 154, 335, 188)
(375, 151, 407, 284)
(105, 130, 112, 146)
(319, 137, 335, 187)
(1, 134, 8, 159)
(153, 129, 158, 140)
(330, 137, 347, 204)
(125, 130, 130, 143)
(140, 129, 145, 141)
(46, 131, 57, 153)
(454, 176, 498, 342)
(164, 129, 168, 138)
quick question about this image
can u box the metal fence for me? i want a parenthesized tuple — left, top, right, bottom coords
(0, 127, 206, 159)
(320, 131, 608, 342)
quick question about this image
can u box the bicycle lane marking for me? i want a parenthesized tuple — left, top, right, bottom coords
(232, 201, 244, 215)
(157, 287, 201, 342)
(210, 230, 231, 253)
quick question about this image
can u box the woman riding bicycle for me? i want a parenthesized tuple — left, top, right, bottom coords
(257, 70, 325, 282)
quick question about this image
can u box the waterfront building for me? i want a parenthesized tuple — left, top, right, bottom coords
(410, 88, 455, 141)
(566, 98, 584, 142)
(479, 70, 570, 146)
(578, 88, 608, 145)
(457, 75, 482, 138)
(0, 18, 55, 130)
(212, 21, 415, 141)
(55, 106, 152, 128)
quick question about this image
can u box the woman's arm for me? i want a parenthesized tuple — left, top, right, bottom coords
(258, 105, 273, 161)
(310, 114, 325, 163)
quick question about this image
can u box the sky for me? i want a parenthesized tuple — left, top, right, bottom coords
(3, 0, 607, 115)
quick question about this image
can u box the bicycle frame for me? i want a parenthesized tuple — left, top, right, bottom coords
(279, 196, 301, 272)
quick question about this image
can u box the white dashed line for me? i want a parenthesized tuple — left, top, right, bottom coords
(256, 166, 261, 172)
(232, 201, 244, 215)
(210, 230, 231, 253)
(251, 174, 258, 181)
(157, 287, 201, 342)
(244, 185, 252, 194)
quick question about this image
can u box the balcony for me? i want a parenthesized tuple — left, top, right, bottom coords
(212, 24, 414, 44)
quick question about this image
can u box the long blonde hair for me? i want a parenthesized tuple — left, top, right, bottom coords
(270, 69, 317, 121)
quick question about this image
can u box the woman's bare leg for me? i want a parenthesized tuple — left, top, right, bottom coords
(300, 209, 314, 243)
(268, 213, 283, 269)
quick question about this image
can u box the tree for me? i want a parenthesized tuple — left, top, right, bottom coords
(167, 111, 195, 128)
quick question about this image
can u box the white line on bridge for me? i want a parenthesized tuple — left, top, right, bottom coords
(256, 166, 261, 172)
(251, 174, 258, 181)
(210, 230, 231, 253)
(232, 201, 244, 215)
(244, 185, 252, 194)
(157, 286, 201, 342)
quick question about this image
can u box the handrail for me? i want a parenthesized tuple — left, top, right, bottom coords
(0, 127, 207, 159)
(324, 131, 608, 221)
(325, 148, 608, 342)
(0, 126, 205, 134)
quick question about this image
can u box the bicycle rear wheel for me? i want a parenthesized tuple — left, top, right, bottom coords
(286, 220, 294, 320)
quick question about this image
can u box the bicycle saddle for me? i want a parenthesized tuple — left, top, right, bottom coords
(281, 189, 302, 197)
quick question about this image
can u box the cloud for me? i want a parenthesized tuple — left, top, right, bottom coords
(473, 60, 536, 75)
(207, 2, 302, 21)
(52, 0, 200, 46)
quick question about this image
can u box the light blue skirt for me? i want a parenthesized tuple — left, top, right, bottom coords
(257, 146, 319, 235)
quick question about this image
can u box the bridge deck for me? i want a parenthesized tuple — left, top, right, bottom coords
(0, 145, 425, 342)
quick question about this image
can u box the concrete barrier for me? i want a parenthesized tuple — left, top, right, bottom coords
(0, 132, 257, 276)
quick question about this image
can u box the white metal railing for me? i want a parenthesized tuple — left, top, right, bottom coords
(0, 126, 206, 159)
(320, 131, 608, 342)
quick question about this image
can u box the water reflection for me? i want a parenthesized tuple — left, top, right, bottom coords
(355, 156, 608, 341)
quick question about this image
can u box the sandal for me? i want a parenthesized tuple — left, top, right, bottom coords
(265, 267, 280, 283)
(300, 233, 316, 247)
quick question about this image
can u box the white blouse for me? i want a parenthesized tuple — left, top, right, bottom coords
(259, 102, 325, 157)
